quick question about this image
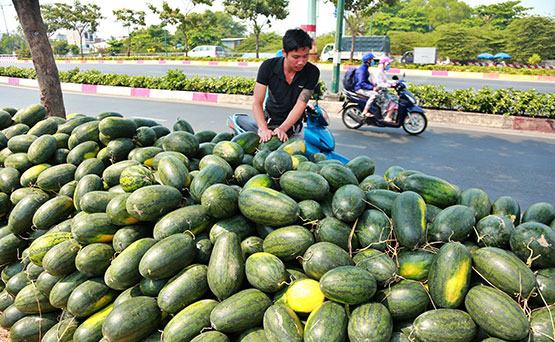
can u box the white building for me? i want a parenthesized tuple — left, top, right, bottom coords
(67, 30, 97, 53)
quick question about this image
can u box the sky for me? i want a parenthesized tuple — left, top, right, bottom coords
(0, 0, 553, 40)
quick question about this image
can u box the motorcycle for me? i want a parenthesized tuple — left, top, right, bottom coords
(228, 101, 349, 164)
(341, 76, 427, 135)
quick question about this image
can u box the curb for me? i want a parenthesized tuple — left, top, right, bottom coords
(1, 76, 553, 134)
(4, 58, 555, 84)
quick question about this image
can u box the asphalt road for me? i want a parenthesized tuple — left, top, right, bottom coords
(1, 84, 553, 211)
(1, 61, 554, 93)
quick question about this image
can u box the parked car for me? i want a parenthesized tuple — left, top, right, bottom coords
(188, 45, 227, 58)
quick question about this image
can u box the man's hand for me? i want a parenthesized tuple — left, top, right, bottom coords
(258, 128, 273, 143)
(273, 127, 288, 142)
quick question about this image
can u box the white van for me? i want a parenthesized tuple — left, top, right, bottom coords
(188, 45, 227, 58)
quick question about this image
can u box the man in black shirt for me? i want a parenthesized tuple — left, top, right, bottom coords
(253, 29, 321, 142)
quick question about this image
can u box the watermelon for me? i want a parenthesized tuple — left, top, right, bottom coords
(472, 247, 536, 297)
(377, 279, 430, 320)
(263, 225, 315, 261)
(465, 285, 529, 341)
(163, 299, 218, 342)
(207, 232, 244, 300)
(305, 301, 349, 341)
(126, 185, 182, 221)
(157, 264, 209, 314)
(392, 191, 426, 249)
(263, 304, 303, 342)
(412, 309, 477, 342)
(139, 233, 197, 280)
(245, 252, 288, 293)
(102, 296, 161, 342)
(347, 302, 392, 342)
(210, 289, 272, 333)
(239, 187, 299, 227)
(332, 184, 366, 222)
(428, 242, 472, 309)
(319, 265, 376, 304)
(302, 242, 353, 280)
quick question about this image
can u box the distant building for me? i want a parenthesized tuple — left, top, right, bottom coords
(67, 30, 97, 53)
(52, 33, 67, 41)
(221, 38, 245, 50)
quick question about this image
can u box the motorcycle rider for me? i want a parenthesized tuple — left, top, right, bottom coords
(252, 29, 321, 142)
(354, 53, 379, 118)
(371, 57, 398, 122)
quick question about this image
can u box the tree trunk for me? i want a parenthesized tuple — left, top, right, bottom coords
(12, 0, 66, 118)
(350, 32, 355, 63)
(184, 29, 189, 57)
(345, 16, 355, 63)
(127, 32, 131, 57)
(254, 23, 260, 59)
(79, 34, 84, 59)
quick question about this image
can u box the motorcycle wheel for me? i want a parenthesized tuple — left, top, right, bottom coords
(342, 105, 364, 129)
(402, 111, 427, 135)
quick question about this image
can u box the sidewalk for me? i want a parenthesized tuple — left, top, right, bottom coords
(0, 75, 553, 134)
(5, 58, 555, 83)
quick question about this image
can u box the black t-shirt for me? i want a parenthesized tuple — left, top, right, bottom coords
(256, 57, 320, 127)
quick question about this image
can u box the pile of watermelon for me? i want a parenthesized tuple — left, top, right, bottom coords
(0, 103, 553, 342)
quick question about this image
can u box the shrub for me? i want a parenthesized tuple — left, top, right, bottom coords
(0, 66, 552, 117)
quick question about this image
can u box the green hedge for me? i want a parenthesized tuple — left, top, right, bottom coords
(408, 84, 555, 118)
(1, 66, 553, 117)
(396, 63, 555, 76)
(28, 55, 267, 62)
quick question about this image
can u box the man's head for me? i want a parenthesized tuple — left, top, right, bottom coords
(362, 53, 374, 66)
(282, 28, 313, 72)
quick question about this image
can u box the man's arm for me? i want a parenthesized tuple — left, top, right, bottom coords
(274, 88, 313, 141)
(252, 82, 273, 142)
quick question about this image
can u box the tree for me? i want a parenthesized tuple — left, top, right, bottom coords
(41, 1, 103, 58)
(129, 25, 173, 54)
(328, 0, 397, 61)
(40, 4, 65, 37)
(371, 0, 430, 34)
(113, 8, 146, 56)
(234, 32, 282, 53)
(0, 33, 26, 54)
(12, 0, 66, 118)
(389, 31, 437, 55)
(424, 0, 472, 30)
(105, 39, 124, 55)
(316, 32, 335, 54)
(434, 24, 485, 60)
(223, 0, 289, 58)
(148, 0, 213, 56)
(504, 16, 555, 62)
(51, 39, 79, 56)
(473, 1, 529, 30)
(174, 11, 246, 49)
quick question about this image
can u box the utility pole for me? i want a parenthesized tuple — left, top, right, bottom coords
(301, 0, 317, 61)
(331, 0, 345, 93)
(0, 3, 12, 34)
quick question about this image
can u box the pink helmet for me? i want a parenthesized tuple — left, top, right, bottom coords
(379, 57, 392, 65)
